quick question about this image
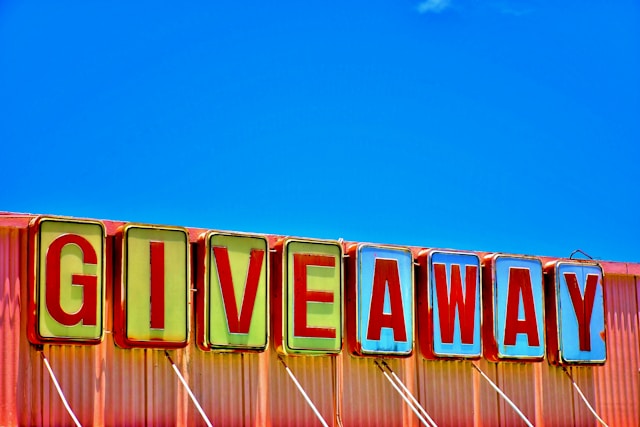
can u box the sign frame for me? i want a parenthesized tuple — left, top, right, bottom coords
(27, 216, 106, 345)
(114, 223, 190, 349)
(544, 260, 607, 365)
(273, 237, 344, 356)
(346, 243, 414, 357)
(196, 230, 270, 352)
(418, 249, 482, 360)
(482, 254, 545, 362)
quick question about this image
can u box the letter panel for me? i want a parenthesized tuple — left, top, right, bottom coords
(275, 238, 342, 355)
(114, 224, 190, 349)
(418, 250, 481, 359)
(347, 244, 413, 356)
(483, 254, 544, 361)
(197, 232, 268, 352)
(544, 261, 606, 365)
(28, 217, 105, 345)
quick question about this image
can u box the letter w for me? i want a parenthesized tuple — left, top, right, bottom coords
(434, 263, 477, 344)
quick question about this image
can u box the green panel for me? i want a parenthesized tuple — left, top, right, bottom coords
(125, 227, 189, 343)
(38, 220, 104, 340)
(285, 241, 342, 354)
(208, 234, 268, 350)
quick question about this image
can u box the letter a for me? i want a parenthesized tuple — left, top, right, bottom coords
(367, 258, 407, 341)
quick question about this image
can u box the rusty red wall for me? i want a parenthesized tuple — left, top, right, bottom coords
(1, 223, 24, 425)
(1, 214, 638, 426)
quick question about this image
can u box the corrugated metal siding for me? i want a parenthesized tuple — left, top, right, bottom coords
(475, 359, 501, 426)
(268, 353, 336, 427)
(496, 363, 537, 426)
(570, 366, 598, 427)
(104, 341, 148, 426)
(342, 355, 419, 427)
(536, 361, 574, 427)
(0, 226, 22, 426)
(184, 347, 258, 426)
(0, 224, 42, 427)
(42, 344, 104, 426)
(148, 348, 181, 426)
(594, 274, 639, 425)
(416, 359, 500, 427)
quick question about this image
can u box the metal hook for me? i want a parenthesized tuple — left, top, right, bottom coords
(569, 249, 594, 260)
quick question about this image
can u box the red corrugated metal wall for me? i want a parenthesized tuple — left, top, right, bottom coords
(1, 215, 639, 426)
(595, 274, 639, 424)
(0, 225, 23, 425)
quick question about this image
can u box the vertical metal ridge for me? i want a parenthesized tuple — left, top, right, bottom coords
(0, 227, 22, 426)
(104, 335, 147, 426)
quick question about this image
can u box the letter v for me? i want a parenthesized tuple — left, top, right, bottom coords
(213, 247, 264, 334)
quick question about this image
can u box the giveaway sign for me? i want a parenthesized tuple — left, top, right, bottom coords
(26, 215, 607, 365)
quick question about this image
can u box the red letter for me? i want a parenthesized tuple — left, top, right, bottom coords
(149, 241, 165, 329)
(367, 259, 407, 341)
(564, 273, 599, 351)
(503, 268, 539, 346)
(293, 254, 336, 339)
(213, 246, 265, 334)
(45, 234, 98, 326)
(434, 263, 477, 344)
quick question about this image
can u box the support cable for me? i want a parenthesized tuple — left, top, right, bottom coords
(374, 360, 437, 427)
(39, 350, 82, 427)
(165, 351, 214, 427)
(470, 362, 534, 427)
(278, 356, 329, 427)
(561, 367, 609, 427)
(378, 360, 438, 427)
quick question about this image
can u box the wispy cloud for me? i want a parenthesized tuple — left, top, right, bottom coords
(497, 6, 533, 16)
(417, 1, 534, 17)
(417, 0, 452, 14)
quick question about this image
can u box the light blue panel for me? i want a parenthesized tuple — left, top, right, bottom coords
(557, 264, 606, 363)
(495, 257, 544, 359)
(430, 252, 481, 357)
(358, 246, 413, 355)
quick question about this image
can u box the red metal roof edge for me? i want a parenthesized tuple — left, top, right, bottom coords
(0, 212, 33, 227)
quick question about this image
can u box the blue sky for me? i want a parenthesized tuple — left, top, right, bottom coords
(1, 1, 639, 262)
